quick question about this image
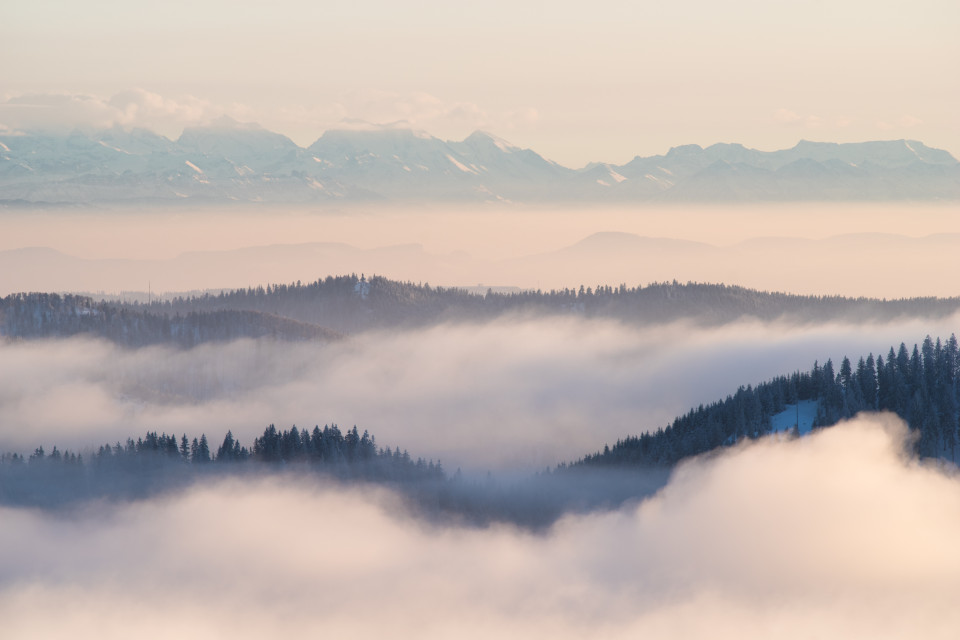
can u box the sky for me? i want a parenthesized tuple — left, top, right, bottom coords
(2, 0, 958, 167)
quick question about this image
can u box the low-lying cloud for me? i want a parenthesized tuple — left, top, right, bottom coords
(3, 315, 959, 472)
(1, 415, 958, 639)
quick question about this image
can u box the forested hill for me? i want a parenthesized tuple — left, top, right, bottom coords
(0, 292, 342, 347)
(5, 277, 960, 346)
(575, 335, 960, 469)
(132, 275, 960, 333)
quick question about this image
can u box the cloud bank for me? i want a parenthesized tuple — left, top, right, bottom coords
(1, 415, 957, 639)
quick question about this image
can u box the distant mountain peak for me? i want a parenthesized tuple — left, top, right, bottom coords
(463, 130, 517, 151)
(665, 144, 705, 157)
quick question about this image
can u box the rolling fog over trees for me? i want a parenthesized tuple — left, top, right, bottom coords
(5, 327, 960, 532)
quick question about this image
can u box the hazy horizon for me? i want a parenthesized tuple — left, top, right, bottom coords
(3, 203, 960, 299)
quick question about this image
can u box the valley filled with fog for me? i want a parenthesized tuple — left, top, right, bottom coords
(5, 0, 957, 634)
(4, 203, 960, 638)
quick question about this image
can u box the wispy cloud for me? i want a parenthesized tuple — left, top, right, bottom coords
(0, 89, 239, 138)
(773, 108, 823, 129)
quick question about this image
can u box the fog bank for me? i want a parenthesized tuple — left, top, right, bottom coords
(1, 415, 958, 639)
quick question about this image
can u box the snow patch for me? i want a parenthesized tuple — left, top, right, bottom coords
(596, 179, 610, 187)
(770, 400, 818, 436)
(354, 275, 370, 299)
(184, 160, 204, 174)
(608, 168, 627, 183)
(487, 133, 515, 152)
(97, 140, 131, 155)
(447, 154, 478, 174)
(656, 166, 674, 176)
(0, 141, 9, 152)
(644, 173, 673, 189)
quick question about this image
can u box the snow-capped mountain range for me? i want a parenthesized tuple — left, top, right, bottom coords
(1, 120, 957, 204)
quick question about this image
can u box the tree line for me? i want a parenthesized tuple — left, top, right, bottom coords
(7, 278, 960, 345)
(0, 292, 340, 347)
(575, 335, 960, 468)
(135, 274, 960, 333)
(0, 423, 443, 508)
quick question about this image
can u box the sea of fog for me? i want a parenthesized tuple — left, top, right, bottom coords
(2, 415, 959, 639)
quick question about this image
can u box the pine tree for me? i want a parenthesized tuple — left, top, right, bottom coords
(195, 434, 211, 463)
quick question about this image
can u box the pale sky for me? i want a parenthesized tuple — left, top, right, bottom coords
(1, 0, 957, 167)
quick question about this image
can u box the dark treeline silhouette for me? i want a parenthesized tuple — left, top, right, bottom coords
(0, 423, 442, 509)
(0, 420, 669, 530)
(136, 274, 960, 333)
(0, 292, 341, 347)
(576, 334, 960, 469)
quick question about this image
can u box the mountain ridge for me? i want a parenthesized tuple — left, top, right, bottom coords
(1, 124, 957, 204)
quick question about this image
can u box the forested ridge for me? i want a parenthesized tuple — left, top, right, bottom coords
(5, 276, 960, 346)
(140, 274, 960, 332)
(576, 335, 960, 469)
(0, 292, 341, 346)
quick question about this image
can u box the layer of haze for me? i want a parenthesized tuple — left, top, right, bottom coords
(3, 204, 960, 298)
(2, 1, 957, 165)
(4, 315, 960, 472)
(2, 415, 959, 639)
